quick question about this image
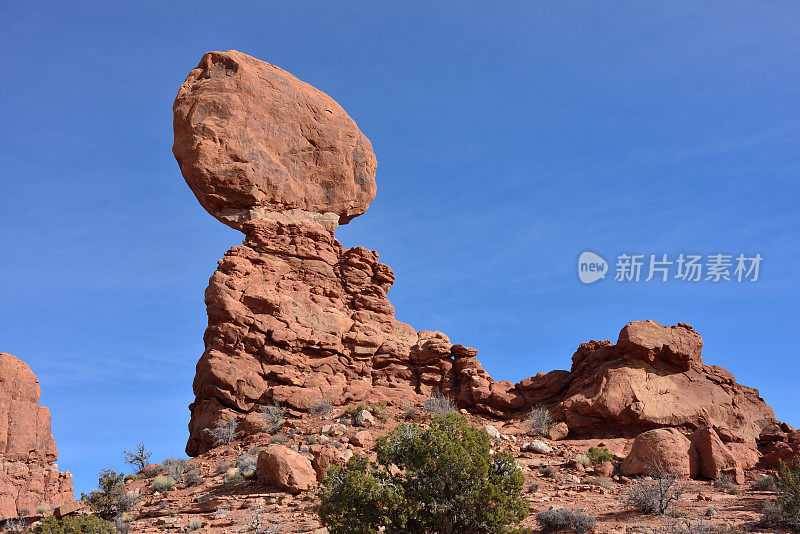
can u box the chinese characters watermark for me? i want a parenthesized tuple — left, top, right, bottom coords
(578, 252, 762, 284)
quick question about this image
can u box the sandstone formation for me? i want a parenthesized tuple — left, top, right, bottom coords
(174, 51, 778, 458)
(0, 353, 74, 520)
(620, 428, 699, 478)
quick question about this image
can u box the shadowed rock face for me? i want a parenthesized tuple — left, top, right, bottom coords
(0, 353, 74, 519)
(174, 51, 776, 457)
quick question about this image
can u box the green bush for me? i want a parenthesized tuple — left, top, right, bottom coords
(586, 447, 612, 465)
(150, 475, 176, 493)
(82, 469, 125, 519)
(31, 515, 114, 533)
(317, 413, 530, 534)
(771, 460, 800, 530)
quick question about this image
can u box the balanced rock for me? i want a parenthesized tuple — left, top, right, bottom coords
(173, 51, 778, 461)
(0, 353, 74, 519)
(173, 50, 376, 230)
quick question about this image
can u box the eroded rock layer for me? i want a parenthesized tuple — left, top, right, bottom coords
(176, 51, 776, 457)
(0, 353, 74, 519)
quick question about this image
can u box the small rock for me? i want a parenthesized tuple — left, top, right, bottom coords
(548, 422, 569, 441)
(484, 425, 501, 440)
(351, 430, 374, 448)
(355, 409, 376, 428)
(522, 440, 552, 454)
(321, 423, 347, 436)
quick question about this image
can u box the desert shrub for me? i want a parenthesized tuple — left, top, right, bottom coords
(184, 467, 205, 487)
(623, 468, 685, 515)
(223, 467, 245, 486)
(575, 454, 592, 468)
(750, 474, 777, 492)
(150, 475, 175, 493)
(161, 457, 187, 483)
(317, 413, 529, 533)
(540, 465, 558, 479)
(140, 464, 161, 478)
(713, 474, 739, 495)
(310, 396, 333, 416)
(586, 446, 613, 465)
(114, 490, 139, 513)
(237, 452, 258, 479)
(114, 515, 132, 534)
(261, 403, 287, 434)
(36, 505, 51, 514)
(422, 390, 458, 416)
(83, 469, 125, 518)
(123, 474, 138, 483)
(204, 417, 238, 447)
(402, 402, 418, 419)
(536, 507, 596, 533)
(186, 518, 203, 531)
(759, 460, 800, 530)
(31, 515, 115, 533)
(4, 518, 24, 533)
(631, 514, 714, 534)
(122, 441, 152, 472)
(243, 507, 281, 533)
(526, 407, 553, 436)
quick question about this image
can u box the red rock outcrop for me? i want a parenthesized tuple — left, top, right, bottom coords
(0, 353, 74, 520)
(174, 51, 778, 458)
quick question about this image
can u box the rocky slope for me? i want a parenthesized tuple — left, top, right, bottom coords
(0, 353, 74, 520)
(173, 50, 778, 460)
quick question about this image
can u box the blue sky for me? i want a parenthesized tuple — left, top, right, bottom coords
(1, 2, 797, 495)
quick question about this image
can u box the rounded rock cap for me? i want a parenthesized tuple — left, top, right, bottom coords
(173, 50, 377, 230)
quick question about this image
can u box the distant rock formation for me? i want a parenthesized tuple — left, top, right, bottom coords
(173, 51, 777, 457)
(0, 353, 74, 520)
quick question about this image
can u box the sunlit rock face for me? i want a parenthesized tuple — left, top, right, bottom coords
(174, 51, 777, 457)
(0, 353, 74, 519)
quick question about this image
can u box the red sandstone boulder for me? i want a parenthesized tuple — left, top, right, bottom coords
(690, 427, 742, 482)
(0, 353, 74, 519)
(173, 50, 376, 230)
(621, 428, 699, 478)
(309, 444, 342, 482)
(257, 445, 315, 493)
(617, 320, 702, 371)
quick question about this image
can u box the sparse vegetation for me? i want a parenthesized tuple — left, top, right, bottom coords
(114, 490, 139, 513)
(317, 413, 529, 534)
(536, 507, 596, 533)
(270, 432, 292, 445)
(161, 457, 187, 483)
(750, 474, 777, 492)
(122, 441, 152, 472)
(623, 466, 685, 515)
(713, 474, 739, 495)
(223, 467, 245, 486)
(586, 446, 613, 465)
(261, 403, 288, 434)
(526, 407, 553, 436)
(204, 416, 238, 446)
(187, 518, 203, 531)
(83, 469, 125, 519)
(540, 465, 559, 480)
(402, 402, 418, 419)
(184, 466, 205, 487)
(31, 515, 115, 533)
(422, 390, 458, 416)
(757, 460, 800, 531)
(575, 454, 592, 467)
(310, 396, 333, 416)
(150, 475, 176, 493)
(237, 451, 258, 478)
(243, 507, 281, 533)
